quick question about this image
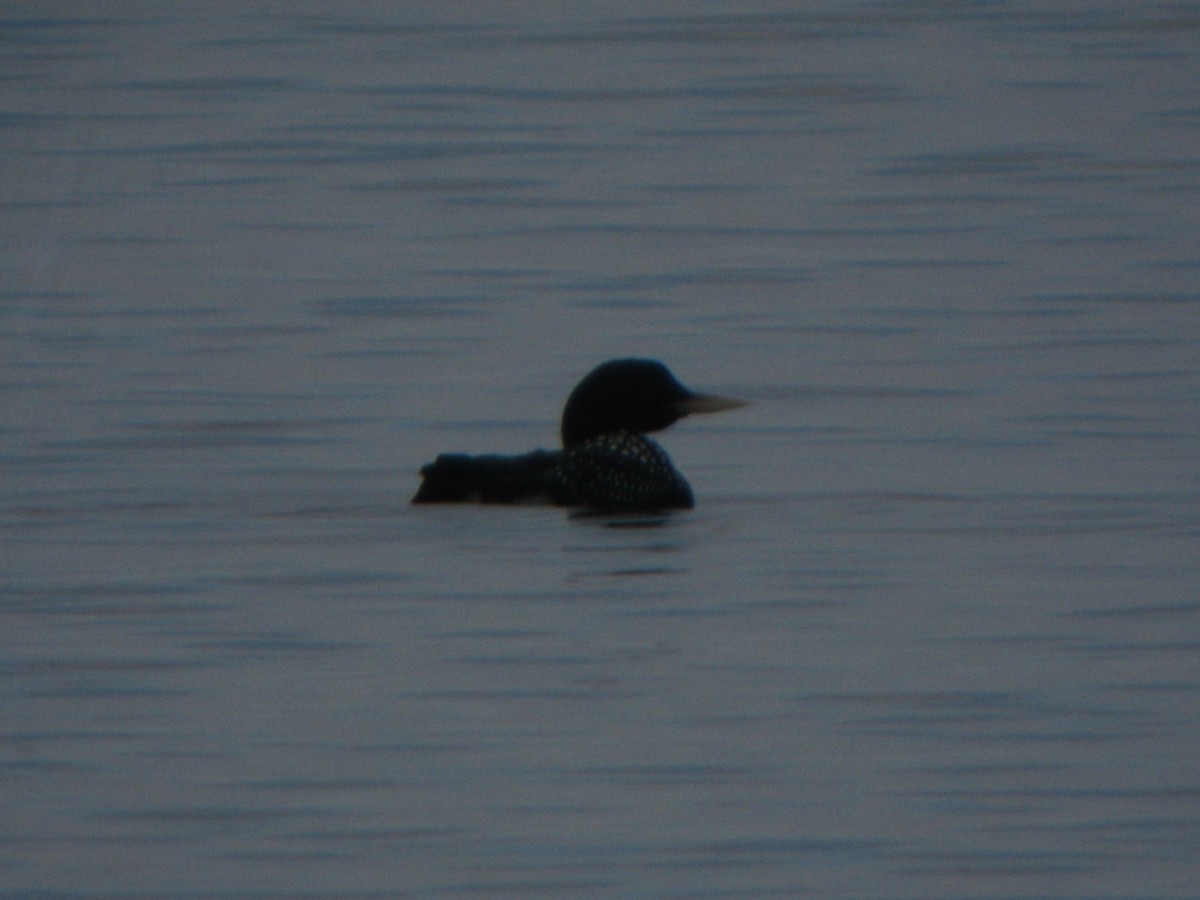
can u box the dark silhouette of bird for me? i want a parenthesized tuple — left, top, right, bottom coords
(411, 358, 745, 511)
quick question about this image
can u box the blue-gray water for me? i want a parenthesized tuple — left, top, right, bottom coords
(3, 4, 1198, 897)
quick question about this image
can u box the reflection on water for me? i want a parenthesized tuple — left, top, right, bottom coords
(3, 3, 1198, 897)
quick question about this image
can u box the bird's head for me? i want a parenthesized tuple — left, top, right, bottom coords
(560, 358, 746, 447)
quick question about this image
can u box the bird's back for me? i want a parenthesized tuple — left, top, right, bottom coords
(411, 434, 693, 510)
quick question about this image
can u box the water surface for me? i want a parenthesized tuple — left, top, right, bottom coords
(3, 3, 1198, 897)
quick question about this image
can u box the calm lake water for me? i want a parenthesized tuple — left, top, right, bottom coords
(3, 3, 1198, 897)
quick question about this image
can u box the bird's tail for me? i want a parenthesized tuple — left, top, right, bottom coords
(411, 450, 561, 504)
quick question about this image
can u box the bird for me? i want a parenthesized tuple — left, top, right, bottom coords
(411, 358, 745, 511)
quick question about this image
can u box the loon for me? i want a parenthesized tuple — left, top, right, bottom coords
(411, 358, 745, 511)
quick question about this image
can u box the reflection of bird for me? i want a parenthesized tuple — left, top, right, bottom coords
(412, 358, 746, 511)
